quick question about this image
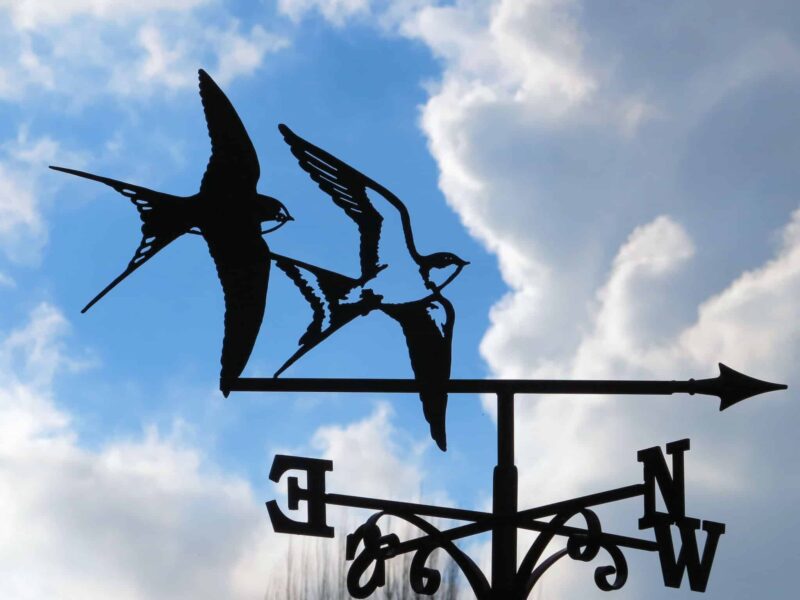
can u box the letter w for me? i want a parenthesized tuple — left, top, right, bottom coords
(651, 514, 726, 592)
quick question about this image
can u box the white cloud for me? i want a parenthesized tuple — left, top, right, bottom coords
(0, 305, 268, 600)
(312, 402, 425, 498)
(570, 216, 695, 378)
(489, 216, 700, 503)
(279, 0, 373, 26)
(267, 0, 799, 566)
(680, 207, 800, 377)
(0, 304, 433, 599)
(312, 1, 800, 596)
(397, 0, 800, 388)
(0, 0, 209, 31)
(107, 21, 289, 98)
(468, 208, 800, 598)
(0, 128, 86, 265)
(0, 2, 288, 103)
(212, 25, 290, 85)
(0, 162, 44, 263)
(135, 24, 196, 91)
(4, 126, 66, 166)
(409, 0, 595, 118)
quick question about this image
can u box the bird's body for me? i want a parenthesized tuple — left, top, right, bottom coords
(274, 124, 467, 450)
(50, 69, 291, 392)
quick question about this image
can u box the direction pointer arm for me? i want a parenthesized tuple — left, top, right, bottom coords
(687, 363, 787, 411)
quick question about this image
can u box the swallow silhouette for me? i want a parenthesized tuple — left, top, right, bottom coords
(273, 124, 468, 451)
(50, 69, 292, 393)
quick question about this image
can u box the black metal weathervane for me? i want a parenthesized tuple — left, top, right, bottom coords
(55, 68, 788, 599)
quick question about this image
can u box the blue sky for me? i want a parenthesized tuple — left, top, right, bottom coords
(1, 1, 799, 598)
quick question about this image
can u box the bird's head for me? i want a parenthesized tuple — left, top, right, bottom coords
(255, 194, 293, 233)
(422, 252, 469, 291)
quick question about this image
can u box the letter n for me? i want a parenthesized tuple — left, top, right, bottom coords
(638, 438, 690, 528)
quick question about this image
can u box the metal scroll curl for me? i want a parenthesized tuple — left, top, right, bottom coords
(345, 510, 491, 599)
(516, 508, 629, 597)
(345, 513, 399, 598)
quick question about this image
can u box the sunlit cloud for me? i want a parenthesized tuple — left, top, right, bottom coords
(0, 304, 432, 599)
(0, 1, 288, 103)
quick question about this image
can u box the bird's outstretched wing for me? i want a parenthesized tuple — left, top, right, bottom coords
(49, 166, 191, 313)
(382, 295, 455, 451)
(198, 69, 260, 199)
(279, 124, 419, 281)
(271, 253, 365, 377)
(205, 226, 271, 394)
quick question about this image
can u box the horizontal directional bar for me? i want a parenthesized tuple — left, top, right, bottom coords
(516, 484, 645, 521)
(232, 377, 689, 394)
(529, 520, 658, 552)
(230, 363, 786, 409)
(381, 483, 646, 556)
(326, 492, 491, 522)
(389, 515, 657, 558)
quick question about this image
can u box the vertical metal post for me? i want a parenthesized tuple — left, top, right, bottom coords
(492, 392, 518, 598)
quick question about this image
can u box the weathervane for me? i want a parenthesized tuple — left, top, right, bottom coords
(55, 68, 788, 598)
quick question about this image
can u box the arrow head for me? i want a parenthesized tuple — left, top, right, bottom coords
(711, 363, 787, 410)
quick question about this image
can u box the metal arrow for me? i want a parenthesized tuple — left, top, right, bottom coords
(695, 363, 787, 410)
(230, 363, 786, 408)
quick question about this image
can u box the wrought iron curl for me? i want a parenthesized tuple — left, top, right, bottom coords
(517, 507, 629, 597)
(409, 542, 441, 594)
(345, 513, 400, 599)
(345, 510, 491, 599)
(592, 542, 628, 591)
(564, 509, 602, 562)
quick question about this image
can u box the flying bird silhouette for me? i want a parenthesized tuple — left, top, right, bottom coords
(273, 124, 468, 451)
(50, 69, 292, 394)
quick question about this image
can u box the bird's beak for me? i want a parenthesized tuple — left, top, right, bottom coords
(282, 207, 295, 224)
(276, 206, 294, 223)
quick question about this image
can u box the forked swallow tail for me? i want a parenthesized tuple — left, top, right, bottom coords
(50, 165, 194, 312)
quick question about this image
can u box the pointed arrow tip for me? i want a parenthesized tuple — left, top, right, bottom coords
(716, 363, 787, 411)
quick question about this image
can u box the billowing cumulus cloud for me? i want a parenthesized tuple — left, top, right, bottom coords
(312, 402, 425, 498)
(0, 305, 272, 599)
(680, 208, 800, 376)
(0, 304, 430, 599)
(289, 1, 800, 597)
(405, 2, 800, 598)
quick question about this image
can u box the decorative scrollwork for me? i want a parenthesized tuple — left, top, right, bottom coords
(344, 504, 634, 598)
(344, 511, 491, 599)
(409, 542, 440, 594)
(565, 508, 602, 562)
(345, 514, 400, 598)
(594, 542, 628, 591)
(517, 508, 629, 597)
